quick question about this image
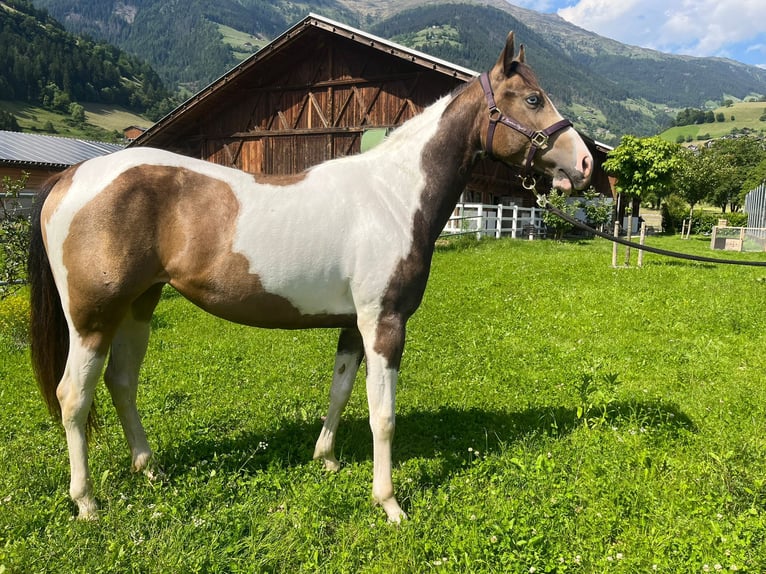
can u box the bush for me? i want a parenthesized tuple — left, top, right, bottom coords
(0, 172, 30, 299)
(0, 173, 31, 298)
(0, 293, 29, 349)
(660, 194, 688, 233)
(690, 210, 748, 234)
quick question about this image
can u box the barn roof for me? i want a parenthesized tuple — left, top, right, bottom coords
(132, 13, 478, 148)
(0, 130, 122, 168)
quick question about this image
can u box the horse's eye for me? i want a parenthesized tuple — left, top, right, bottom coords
(526, 94, 541, 107)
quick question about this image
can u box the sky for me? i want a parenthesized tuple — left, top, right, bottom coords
(511, 0, 766, 68)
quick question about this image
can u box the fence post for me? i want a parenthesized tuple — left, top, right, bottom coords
(612, 220, 619, 267)
(637, 222, 646, 267)
(476, 204, 484, 240)
(512, 206, 519, 239)
(496, 204, 503, 238)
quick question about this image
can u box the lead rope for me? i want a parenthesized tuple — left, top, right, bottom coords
(536, 194, 766, 268)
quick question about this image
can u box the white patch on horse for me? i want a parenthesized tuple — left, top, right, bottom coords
(228, 96, 451, 316)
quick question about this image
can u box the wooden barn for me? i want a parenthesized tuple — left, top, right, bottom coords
(132, 13, 613, 207)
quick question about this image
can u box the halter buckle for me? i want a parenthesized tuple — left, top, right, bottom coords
(530, 131, 549, 149)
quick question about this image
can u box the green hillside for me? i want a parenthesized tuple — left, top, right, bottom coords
(1, 99, 149, 141)
(19, 0, 766, 141)
(660, 102, 766, 144)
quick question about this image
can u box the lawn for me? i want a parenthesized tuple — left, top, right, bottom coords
(2, 236, 766, 572)
(660, 101, 766, 143)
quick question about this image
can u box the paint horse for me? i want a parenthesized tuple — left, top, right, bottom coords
(28, 32, 592, 522)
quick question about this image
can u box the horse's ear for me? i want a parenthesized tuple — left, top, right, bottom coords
(517, 44, 526, 64)
(495, 31, 516, 77)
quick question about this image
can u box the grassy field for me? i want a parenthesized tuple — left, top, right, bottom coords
(2, 236, 766, 572)
(660, 101, 766, 143)
(218, 24, 268, 61)
(0, 100, 150, 141)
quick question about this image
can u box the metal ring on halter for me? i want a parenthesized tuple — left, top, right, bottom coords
(521, 174, 537, 190)
(530, 131, 549, 149)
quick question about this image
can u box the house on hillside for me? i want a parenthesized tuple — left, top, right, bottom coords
(123, 125, 147, 142)
(0, 131, 123, 209)
(132, 13, 615, 207)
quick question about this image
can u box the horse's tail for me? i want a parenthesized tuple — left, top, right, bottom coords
(28, 173, 69, 425)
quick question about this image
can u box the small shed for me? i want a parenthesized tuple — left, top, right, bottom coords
(132, 13, 613, 206)
(0, 131, 123, 208)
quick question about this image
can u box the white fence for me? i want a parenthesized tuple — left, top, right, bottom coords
(745, 183, 766, 249)
(442, 203, 546, 239)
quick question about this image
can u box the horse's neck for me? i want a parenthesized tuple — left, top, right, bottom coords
(405, 86, 483, 244)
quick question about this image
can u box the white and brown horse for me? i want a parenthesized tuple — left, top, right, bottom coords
(28, 33, 592, 522)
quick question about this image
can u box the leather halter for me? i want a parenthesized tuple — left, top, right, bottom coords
(479, 72, 573, 190)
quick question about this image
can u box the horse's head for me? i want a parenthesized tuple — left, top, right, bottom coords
(478, 32, 592, 193)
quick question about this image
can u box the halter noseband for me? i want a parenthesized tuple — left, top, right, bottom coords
(479, 72, 573, 190)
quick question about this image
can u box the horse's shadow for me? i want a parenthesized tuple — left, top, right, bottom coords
(158, 398, 696, 483)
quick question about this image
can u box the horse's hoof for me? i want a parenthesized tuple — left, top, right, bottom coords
(378, 498, 407, 523)
(143, 464, 166, 482)
(76, 498, 99, 521)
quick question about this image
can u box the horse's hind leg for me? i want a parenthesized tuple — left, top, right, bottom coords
(104, 285, 163, 478)
(314, 327, 364, 471)
(57, 334, 108, 520)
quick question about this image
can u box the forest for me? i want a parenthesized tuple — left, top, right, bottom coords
(0, 0, 171, 118)
(370, 4, 670, 140)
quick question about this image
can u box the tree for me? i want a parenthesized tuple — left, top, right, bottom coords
(602, 135, 682, 203)
(68, 102, 86, 124)
(674, 147, 724, 235)
(0, 109, 20, 131)
(706, 137, 766, 211)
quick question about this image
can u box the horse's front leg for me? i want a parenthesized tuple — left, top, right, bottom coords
(359, 313, 407, 523)
(314, 327, 364, 471)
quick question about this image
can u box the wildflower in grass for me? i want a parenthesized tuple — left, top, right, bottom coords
(490, 535, 498, 544)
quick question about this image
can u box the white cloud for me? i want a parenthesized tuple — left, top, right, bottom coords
(556, 0, 766, 63)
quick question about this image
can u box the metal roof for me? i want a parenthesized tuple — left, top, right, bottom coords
(0, 131, 123, 168)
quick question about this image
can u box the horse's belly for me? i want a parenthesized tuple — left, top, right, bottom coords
(174, 272, 357, 330)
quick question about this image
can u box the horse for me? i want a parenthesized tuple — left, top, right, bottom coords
(27, 32, 592, 522)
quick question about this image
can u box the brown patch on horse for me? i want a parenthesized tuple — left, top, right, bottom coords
(60, 165, 353, 347)
(255, 172, 309, 186)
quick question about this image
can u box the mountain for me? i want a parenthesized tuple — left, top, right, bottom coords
(0, 0, 170, 117)
(24, 0, 766, 142)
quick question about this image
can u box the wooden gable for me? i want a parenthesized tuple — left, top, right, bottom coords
(132, 14, 613, 206)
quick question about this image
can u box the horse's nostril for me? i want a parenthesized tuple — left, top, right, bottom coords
(582, 153, 593, 179)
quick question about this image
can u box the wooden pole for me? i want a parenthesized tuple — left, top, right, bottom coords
(637, 222, 647, 267)
(612, 220, 619, 267)
(624, 215, 632, 266)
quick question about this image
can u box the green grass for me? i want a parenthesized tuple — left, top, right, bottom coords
(3, 236, 766, 572)
(218, 24, 267, 61)
(0, 100, 150, 141)
(660, 101, 766, 143)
